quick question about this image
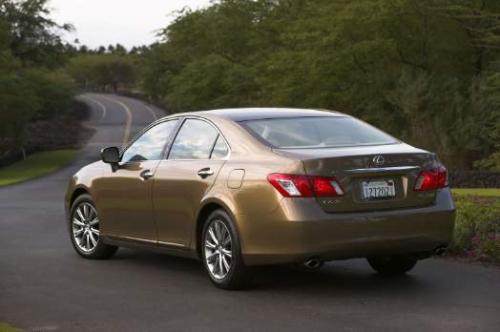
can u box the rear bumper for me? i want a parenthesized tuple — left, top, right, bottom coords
(238, 189, 455, 265)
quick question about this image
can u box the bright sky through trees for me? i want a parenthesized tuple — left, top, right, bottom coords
(49, 0, 211, 48)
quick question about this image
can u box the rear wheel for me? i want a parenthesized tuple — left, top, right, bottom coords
(69, 194, 117, 259)
(201, 210, 250, 290)
(367, 256, 417, 276)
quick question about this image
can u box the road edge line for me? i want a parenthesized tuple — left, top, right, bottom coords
(79, 95, 107, 122)
(99, 95, 133, 148)
(144, 104, 158, 121)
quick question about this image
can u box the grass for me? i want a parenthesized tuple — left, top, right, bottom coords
(452, 188, 500, 197)
(0, 323, 23, 332)
(450, 191, 500, 264)
(0, 149, 78, 187)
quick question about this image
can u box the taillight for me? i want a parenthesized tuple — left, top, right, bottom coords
(267, 174, 344, 198)
(414, 166, 448, 192)
(309, 176, 344, 197)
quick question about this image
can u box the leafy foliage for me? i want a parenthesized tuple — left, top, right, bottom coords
(25, 69, 75, 120)
(140, 0, 500, 169)
(0, 72, 40, 145)
(0, 0, 73, 68)
(0, 0, 75, 154)
(67, 54, 136, 92)
(451, 195, 500, 263)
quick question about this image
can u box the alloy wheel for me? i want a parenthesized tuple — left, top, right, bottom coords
(72, 202, 100, 253)
(204, 219, 233, 280)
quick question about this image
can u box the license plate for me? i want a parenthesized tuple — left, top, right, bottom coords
(362, 180, 396, 200)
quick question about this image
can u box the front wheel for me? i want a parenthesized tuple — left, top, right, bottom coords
(201, 210, 251, 290)
(367, 255, 417, 276)
(69, 194, 118, 259)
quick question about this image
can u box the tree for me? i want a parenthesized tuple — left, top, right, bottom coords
(68, 54, 136, 92)
(0, 73, 40, 153)
(139, 0, 500, 168)
(113, 43, 127, 55)
(443, 0, 500, 75)
(0, 0, 73, 68)
(0, 0, 76, 158)
(78, 45, 89, 54)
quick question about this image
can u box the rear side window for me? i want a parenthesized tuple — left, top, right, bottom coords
(169, 119, 219, 159)
(211, 135, 230, 159)
(242, 116, 397, 148)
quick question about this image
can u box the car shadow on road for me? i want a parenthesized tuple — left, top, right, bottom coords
(253, 264, 426, 295)
(110, 249, 429, 295)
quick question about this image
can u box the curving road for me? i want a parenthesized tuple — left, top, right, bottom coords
(1, 94, 499, 331)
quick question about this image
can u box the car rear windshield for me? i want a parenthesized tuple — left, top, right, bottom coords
(241, 116, 397, 148)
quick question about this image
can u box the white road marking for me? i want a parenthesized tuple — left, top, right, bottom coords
(99, 95, 133, 148)
(79, 95, 107, 121)
(144, 104, 158, 121)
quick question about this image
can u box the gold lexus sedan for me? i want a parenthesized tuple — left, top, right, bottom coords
(65, 108, 455, 289)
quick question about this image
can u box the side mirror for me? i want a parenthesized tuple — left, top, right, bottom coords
(101, 146, 120, 164)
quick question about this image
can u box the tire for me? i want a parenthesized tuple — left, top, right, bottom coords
(69, 194, 118, 259)
(367, 255, 418, 276)
(201, 209, 251, 290)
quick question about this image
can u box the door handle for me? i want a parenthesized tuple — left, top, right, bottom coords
(197, 167, 214, 178)
(140, 169, 154, 180)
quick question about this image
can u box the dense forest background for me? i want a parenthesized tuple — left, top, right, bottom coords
(1, 0, 499, 170)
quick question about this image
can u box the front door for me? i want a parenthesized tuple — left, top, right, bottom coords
(152, 118, 230, 247)
(96, 119, 179, 241)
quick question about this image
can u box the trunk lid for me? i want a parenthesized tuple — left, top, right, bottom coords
(274, 143, 437, 212)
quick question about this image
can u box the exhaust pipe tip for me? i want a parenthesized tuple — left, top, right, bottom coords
(434, 246, 448, 256)
(303, 258, 323, 270)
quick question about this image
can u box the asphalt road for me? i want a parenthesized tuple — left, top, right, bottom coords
(1, 94, 499, 332)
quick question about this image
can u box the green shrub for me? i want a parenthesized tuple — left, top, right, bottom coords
(0, 69, 75, 150)
(0, 72, 40, 146)
(451, 195, 500, 263)
(167, 54, 257, 112)
(25, 69, 76, 120)
(140, 0, 500, 168)
(67, 54, 136, 92)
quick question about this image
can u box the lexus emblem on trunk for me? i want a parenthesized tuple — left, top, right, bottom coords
(372, 155, 385, 166)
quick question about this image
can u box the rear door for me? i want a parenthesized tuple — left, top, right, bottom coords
(152, 118, 230, 247)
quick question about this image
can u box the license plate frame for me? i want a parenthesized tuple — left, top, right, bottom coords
(361, 179, 396, 200)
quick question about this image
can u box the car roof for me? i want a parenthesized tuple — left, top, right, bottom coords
(195, 108, 345, 122)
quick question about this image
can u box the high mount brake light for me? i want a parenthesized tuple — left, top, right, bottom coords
(414, 166, 448, 192)
(267, 174, 344, 198)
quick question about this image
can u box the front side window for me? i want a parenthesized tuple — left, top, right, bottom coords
(242, 116, 397, 148)
(121, 120, 178, 162)
(169, 119, 219, 159)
